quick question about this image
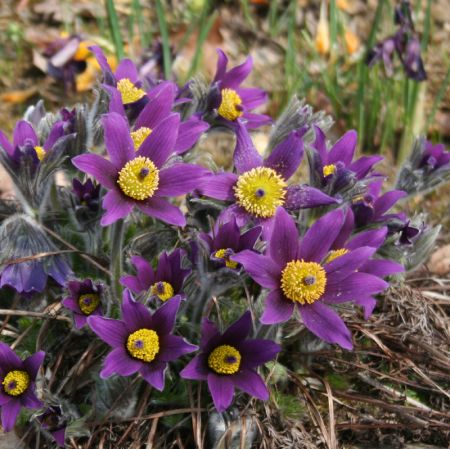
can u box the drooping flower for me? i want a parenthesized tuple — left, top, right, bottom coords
(0, 214, 72, 294)
(62, 279, 104, 329)
(198, 122, 337, 236)
(36, 406, 67, 447)
(205, 49, 271, 129)
(88, 293, 197, 390)
(72, 178, 101, 211)
(120, 249, 191, 301)
(72, 112, 209, 226)
(233, 208, 391, 349)
(180, 311, 280, 412)
(199, 218, 261, 270)
(0, 343, 45, 432)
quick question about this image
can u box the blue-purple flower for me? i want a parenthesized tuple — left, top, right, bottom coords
(72, 112, 209, 226)
(0, 343, 45, 432)
(88, 293, 197, 390)
(120, 249, 191, 301)
(233, 208, 391, 349)
(420, 141, 450, 171)
(62, 279, 104, 329)
(72, 178, 100, 211)
(180, 311, 280, 412)
(37, 406, 67, 447)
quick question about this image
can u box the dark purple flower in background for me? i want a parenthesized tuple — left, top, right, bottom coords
(181, 311, 280, 412)
(207, 49, 271, 129)
(233, 208, 391, 349)
(72, 112, 209, 226)
(72, 178, 101, 211)
(62, 279, 104, 329)
(37, 406, 67, 447)
(198, 122, 336, 236)
(88, 293, 196, 390)
(120, 249, 191, 301)
(0, 343, 45, 432)
(420, 141, 450, 171)
(200, 218, 261, 270)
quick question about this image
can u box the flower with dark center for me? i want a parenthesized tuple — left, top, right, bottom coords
(120, 249, 191, 301)
(72, 112, 210, 226)
(0, 343, 45, 432)
(233, 208, 392, 349)
(88, 293, 196, 390)
(180, 311, 280, 412)
(72, 178, 100, 211)
(36, 406, 67, 447)
(62, 279, 104, 328)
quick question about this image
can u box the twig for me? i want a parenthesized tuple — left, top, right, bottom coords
(0, 308, 71, 323)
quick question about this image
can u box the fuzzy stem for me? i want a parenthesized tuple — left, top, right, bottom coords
(110, 219, 125, 301)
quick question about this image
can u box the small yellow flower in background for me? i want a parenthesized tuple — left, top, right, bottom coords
(315, 0, 330, 56)
(336, 0, 350, 12)
(76, 54, 117, 93)
(344, 29, 360, 54)
(74, 40, 96, 61)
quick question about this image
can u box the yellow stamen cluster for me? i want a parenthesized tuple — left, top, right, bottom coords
(78, 293, 100, 315)
(150, 281, 175, 302)
(325, 248, 349, 264)
(213, 249, 238, 269)
(234, 167, 287, 218)
(117, 157, 159, 201)
(208, 345, 241, 375)
(281, 260, 327, 304)
(218, 89, 243, 121)
(126, 329, 160, 362)
(34, 146, 46, 161)
(323, 164, 336, 177)
(131, 127, 152, 150)
(117, 78, 146, 105)
(2, 370, 30, 396)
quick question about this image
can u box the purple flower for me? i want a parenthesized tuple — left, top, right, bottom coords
(200, 218, 261, 270)
(88, 292, 197, 390)
(120, 249, 191, 301)
(198, 122, 336, 236)
(351, 180, 407, 228)
(420, 142, 450, 171)
(107, 81, 209, 155)
(233, 208, 391, 349)
(72, 112, 209, 226)
(0, 343, 45, 432)
(62, 279, 104, 329)
(37, 406, 67, 447)
(208, 49, 271, 129)
(72, 178, 101, 211)
(180, 311, 280, 412)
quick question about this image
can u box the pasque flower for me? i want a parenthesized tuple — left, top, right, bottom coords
(62, 279, 104, 329)
(120, 249, 191, 301)
(199, 122, 336, 236)
(233, 207, 390, 349)
(0, 343, 45, 432)
(180, 311, 280, 412)
(72, 178, 100, 212)
(88, 292, 197, 390)
(37, 406, 67, 447)
(72, 112, 209, 226)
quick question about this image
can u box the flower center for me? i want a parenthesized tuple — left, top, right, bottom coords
(325, 248, 349, 264)
(117, 78, 146, 105)
(281, 260, 327, 304)
(34, 146, 46, 161)
(217, 89, 244, 121)
(117, 157, 159, 201)
(323, 164, 336, 177)
(234, 167, 287, 218)
(150, 281, 175, 301)
(78, 293, 100, 315)
(208, 345, 241, 375)
(126, 328, 160, 362)
(2, 370, 30, 396)
(131, 127, 152, 150)
(213, 248, 238, 269)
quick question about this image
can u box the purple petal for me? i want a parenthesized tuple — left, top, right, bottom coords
(285, 185, 339, 211)
(207, 373, 235, 412)
(23, 351, 45, 379)
(43, 121, 65, 151)
(52, 427, 66, 447)
(331, 209, 354, 249)
(349, 155, 383, 179)
(298, 208, 344, 262)
(239, 340, 281, 368)
(157, 164, 209, 197)
(232, 251, 280, 289)
(151, 296, 181, 335)
(260, 289, 294, 324)
(103, 112, 135, 169)
(200, 319, 220, 349)
(130, 255, 155, 289)
(213, 219, 240, 250)
(346, 227, 387, 250)
(222, 311, 252, 344)
(115, 59, 139, 83)
(237, 87, 268, 109)
(21, 389, 43, 409)
(1, 399, 21, 432)
(155, 252, 172, 282)
(87, 316, 128, 347)
(71, 153, 117, 189)
(240, 112, 272, 129)
(233, 369, 269, 400)
(374, 190, 407, 217)
(198, 172, 237, 201)
(13, 120, 38, 148)
(104, 85, 126, 116)
(121, 290, 153, 332)
(328, 130, 357, 166)
(158, 335, 198, 362)
(137, 197, 186, 226)
(300, 302, 353, 350)
(89, 45, 114, 81)
(73, 315, 88, 329)
(312, 125, 328, 163)
(100, 347, 141, 378)
(136, 113, 180, 168)
(0, 262, 46, 293)
(214, 49, 228, 82)
(355, 296, 377, 319)
(140, 361, 167, 390)
(238, 225, 261, 250)
(221, 55, 253, 89)
(180, 355, 209, 380)
(324, 246, 376, 278)
(233, 122, 263, 173)
(360, 259, 404, 277)
(269, 207, 300, 266)
(119, 275, 143, 293)
(0, 343, 21, 371)
(264, 131, 304, 180)
(174, 116, 209, 154)
(100, 190, 133, 226)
